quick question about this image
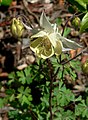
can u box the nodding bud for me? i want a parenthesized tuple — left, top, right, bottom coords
(72, 17, 80, 28)
(11, 18, 24, 38)
(82, 60, 88, 75)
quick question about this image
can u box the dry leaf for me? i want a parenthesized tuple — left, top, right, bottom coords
(70, 50, 76, 58)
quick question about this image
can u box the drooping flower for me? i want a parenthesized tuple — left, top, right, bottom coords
(24, 12, 82, 59)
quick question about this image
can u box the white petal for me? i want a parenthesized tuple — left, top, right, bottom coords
(60, 36, 82, 49)
(48, 33, 62, 56)
(40, 12, 54, 33)
(48, 33, 57, 47)
(22, 22, 32, 31)
(53, 23, 58, 33)
(62, 47, 72, 51)
(31, 31, 47, 38)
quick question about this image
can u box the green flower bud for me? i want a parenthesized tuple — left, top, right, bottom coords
(82, 60, 88, 75)
(72, 17, 80, 28)
(11, 18, 24, 38)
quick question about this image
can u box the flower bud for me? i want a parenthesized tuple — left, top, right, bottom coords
(11, 18, 24, 38)
(72, 17, 80, 28)
(82, 60, 88, 75)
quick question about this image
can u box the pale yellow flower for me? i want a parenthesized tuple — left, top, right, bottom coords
(30, 30, 63, 59)
(23, 12, 82, 59)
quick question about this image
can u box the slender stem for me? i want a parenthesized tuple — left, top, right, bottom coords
(59, 54, 62, 63)
(61, 47, 87, 65)
(54, 67, 60, 78)
(61, 65, 64, 80)
(47, 59, 54, 120)
(61, 15, 74, 36)
(49, 81, 53, 120)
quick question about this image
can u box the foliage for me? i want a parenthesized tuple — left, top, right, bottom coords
(0, 54, 88, 119)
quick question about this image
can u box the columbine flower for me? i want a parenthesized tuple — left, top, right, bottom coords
(30, 30, 63, 59)
(24, 12, 82, 59)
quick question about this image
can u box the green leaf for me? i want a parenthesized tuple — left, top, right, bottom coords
(24, 87, 31, 96)
(17, 71, 24, 78)
(22, 95, 30, 105)
(8, 72, 15, 79)
(6, 89, 15, 95)
(75, 96, 82, 102)
(70, 70, 76, 80)
(24, 66, 31, 77)
(67, 0, 87, 12)
(56, 17, 62, 26)
(19, 77, 26, 84)
(75, 100, 88, 117)
(24, 67, 35, 84)
(28, 95, 32, 101)
(70, 60, 81, 71)
(0, 0, 12, 6)
(57, 70, 63, 79)
(80, 12, 88, 32)
(82, 109, 88, 118)
(59, 81, 64, 90)
(75, 0, 87, 9)
(63, 27, 71, 37)
(86, 97, 88, 106)
(0, 98, 4, 108)
(10, 94, 15, 102)
(83, 0, 88, 3)
(18, 86, 24, 93)
(17, 93, 22, 99)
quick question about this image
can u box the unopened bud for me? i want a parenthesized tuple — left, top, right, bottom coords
(72, 17, 80, 28)
(82, 60, 88, 75)
(11, 18, 24, 38)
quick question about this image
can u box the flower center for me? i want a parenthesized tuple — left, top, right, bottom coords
(42, 36, 51, 50)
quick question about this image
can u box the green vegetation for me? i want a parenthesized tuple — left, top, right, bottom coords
(0, 56, 88, 119)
